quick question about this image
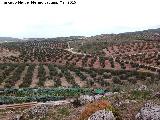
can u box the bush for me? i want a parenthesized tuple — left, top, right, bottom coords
(112, 76, 121, 84)
(129, 90, 151, 100)
(87, 79, 94, 87)
(128, 76, 137, 84)
(90, 71, 97, 78)
(103, 72, 112, 79)
(145, 77, 152, 85)
(58, 107, 70, 116)
(112, 85, 121, 92)
(72, 98, 81, 107)
(79, 100, 111, 120)
(119, 74, 127, 80)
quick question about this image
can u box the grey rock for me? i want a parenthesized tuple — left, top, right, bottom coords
(79, 95, 94, 105)
(138, 85, 147, 91)
(22, 104, 48, 119)
(155, 92, 160, 99)
(135, 103, 160, 120)
(88, 109, 116, 120)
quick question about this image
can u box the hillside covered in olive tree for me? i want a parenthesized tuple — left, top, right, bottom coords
(0, 28, 160, 120)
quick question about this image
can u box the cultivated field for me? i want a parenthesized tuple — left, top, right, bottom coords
(0, 30, 160, 120)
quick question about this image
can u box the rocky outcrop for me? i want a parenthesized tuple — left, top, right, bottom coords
(21, 104, 48, 119)
(88, 109, 116, 120)
(155, 92, 160, 99)
(138, 85, 147, 91)
(78, 95, 104, 105)
(79, 95, 94, 105)
(135, 103, 160, 120)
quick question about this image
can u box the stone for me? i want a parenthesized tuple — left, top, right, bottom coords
(135, 103, 160, 120)
(155, 92, 160, 99)
(138, 85, 147, 91)
(21, 104, 48, 119)
(79, 95, 94, 105)
(88, 109, 116, 120)
(104, 92, 113, 97)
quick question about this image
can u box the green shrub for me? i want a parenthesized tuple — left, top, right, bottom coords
(58, 107, 70, 116)
(128, 76, 137, 84)
(103, 72, 112, 79)
(112, 76, 121, 84)
(129, 90, 151, 100)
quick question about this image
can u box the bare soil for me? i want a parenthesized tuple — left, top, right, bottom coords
(30, 65, 39, 88)
(15, 66, 29, 88)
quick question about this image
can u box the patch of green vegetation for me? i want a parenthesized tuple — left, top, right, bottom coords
(58, 107, 70, 116)
(79, 41, 108, 55)
(107, 105, 122, 120)
(129, 90, 151, 100)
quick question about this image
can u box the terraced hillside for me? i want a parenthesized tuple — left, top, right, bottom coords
(1, 37, 160, 72)
(0, 63, 159, 89)
(0, 29, 160, 105)
(0, 29, 160, 120)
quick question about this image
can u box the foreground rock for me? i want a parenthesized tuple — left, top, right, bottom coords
(79, 95, 94, 105)
(155, 92, 160, 99)
(21, 104, 48, 119)
(88, 109, 116, 120)
(78, 94, 108, 105)
(135, 103, 160, 120)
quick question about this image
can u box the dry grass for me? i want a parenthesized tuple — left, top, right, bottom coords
(79, 100, 111, 120)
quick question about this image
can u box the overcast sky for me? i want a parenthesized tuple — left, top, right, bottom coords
(0, 0, 160, 38)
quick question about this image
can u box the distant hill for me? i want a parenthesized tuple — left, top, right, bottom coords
(118, 28, 160, 40)
(90, 28, 160, 41)
(0, 28, 160, 43)
(0, 37, 21, 43)
(147, 28, 160, 33)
